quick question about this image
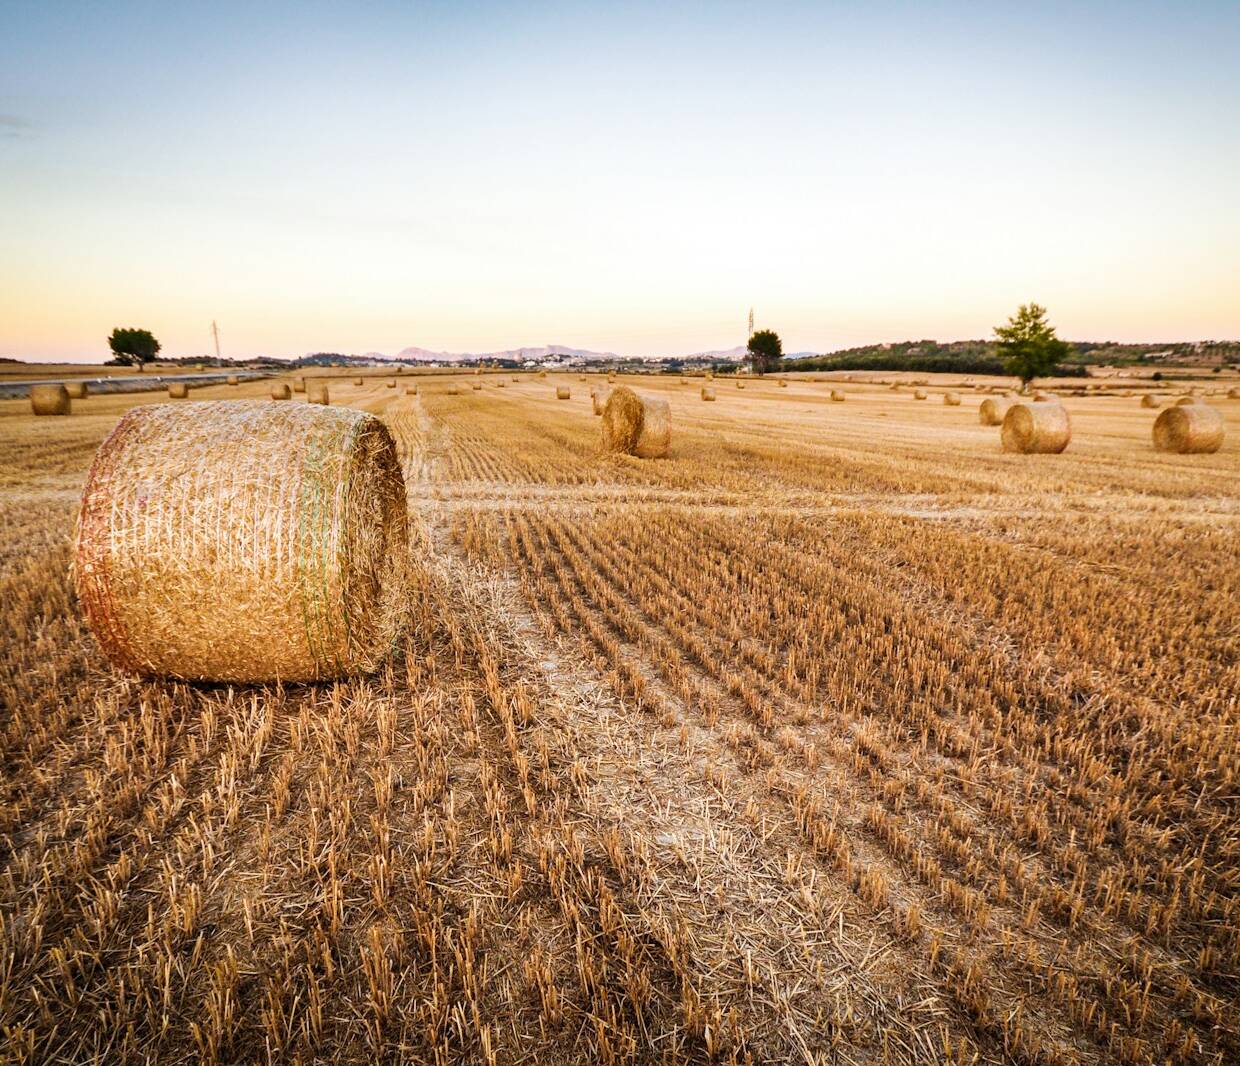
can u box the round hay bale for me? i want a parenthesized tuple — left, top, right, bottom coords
(475, 368, 482, 376)
(1152, 404, 1224, 454)
(387, 381, 397, 389)
(447, 384, 460, 396)
(495, 381, 505, 389)
(227, 375, 239, 386)
(1228, 387, 1239, 399)
(30, 383, 71, 416)
(471, 381, 482, 391)
(1175, 395, 1203, 406)
(270, 382, 292, 400)
(306, 380, 330, 405)
(830, 389, 845, 402)
(168, 382, 189, 399)
(913, 389, 927, 400)
(592, 389, 609, 416)
(608, 371, 617, 382)
(537, 371, 548, 380)
(355, 377, 364, 386)
(74, 400, 408, 682)
(1001, 401, 1072, 454)
(293, 378, 306, 394)
(736, 380, 745, 390)
(556, 386, 571, 400)
(978, 397, 1012, 425)
(405, 385, 418, 395)
(602, 387, 670, 458)
(778, 379, 788, 388)
(704, 370, 714, 381)
(943, 392, 961, 406)
(701, 387, 716, 402)
(65, 381, 89, 399)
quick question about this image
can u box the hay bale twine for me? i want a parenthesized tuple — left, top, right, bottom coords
(1001, 401, 1072, 454)
(1152, 404, 1224, 454)
(701, 387, 716, 402)
(74, 400, 408, 682)
(978, 397, 1012, 425)
(943, 392, 961, 406)
(293, 377, 306, 393)
(227, 375, 239, 386)
(913, 389, 927, 400)
(1175, 395, 1203, 406)
(830, 389, 846, 402)
(602, 387, 670, 457)
(168, 382, 189, 399)
(306, 380, 330, 405)
(65, 381, 89, 399)
(30, 383, 71, 415)
(270, 382, 292, 400)
(556, 386, 571, 400)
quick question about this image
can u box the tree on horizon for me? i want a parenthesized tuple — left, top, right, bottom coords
(747, 329, 783, 375)
(994, 304, 1071, 389)
(108, 328, 161, 370)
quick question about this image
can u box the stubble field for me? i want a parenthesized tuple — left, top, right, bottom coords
(1, 371, 1237, 1065)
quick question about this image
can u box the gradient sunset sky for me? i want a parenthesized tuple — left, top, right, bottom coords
(2, 1, 1237, 362)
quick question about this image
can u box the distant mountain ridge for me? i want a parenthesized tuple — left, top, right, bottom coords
(345, 343, 817, 363)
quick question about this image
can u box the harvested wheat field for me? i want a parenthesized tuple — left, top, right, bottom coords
(1, 373, 1238, 1065)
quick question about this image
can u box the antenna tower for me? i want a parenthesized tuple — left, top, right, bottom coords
(211, 320, 221, 361)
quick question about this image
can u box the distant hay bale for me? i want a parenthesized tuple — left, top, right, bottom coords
(293, 377, 306, 393)
(701, 387, 716, 402)
(978, 397, 1012, 425)
(913, 389, 927, 400)
(227, 375, 239, 386)
(355, 377, 364, 386)
(270, 382, 292, 400)
(306, 380, 330, 405)
(602, 386, 670, 457)
(65, 381, 89, 399)
(556, 386, 571, 399)
(447, 384, 460, 396)
(1175, 395, 1203, 406)
(405, 385, 417, 395)
(495, 381, 505, 388)
(578, 374, 587, 381)
(704, 370, 714, 381)
(943, 392, 961, 406)
(387, 381, 397, 389)
(537, 370, 548, 380)
(778, 379, 788, 388)
(592, 389, 609, 415)
(736, 380, 745, 390)
(1153, 404, 1224, 454)
(30, 383, 71, 415)
(471, 381, 482, 391)
(168, 382, 189, 399)
(1227, 387, 1239, 399)
(475, 368, 482, 376)
(1001, 401, 1072, 454)
(608, 371, 617, 382)
(74, 400, 408, 682)
(830, 389, 846, 402)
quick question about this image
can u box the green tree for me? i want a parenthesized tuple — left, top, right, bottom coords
(993, 303, 1071, 389)
(747, 329, 783, 375)
(108, 327, 161, 370)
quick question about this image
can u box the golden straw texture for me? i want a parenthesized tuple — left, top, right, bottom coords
(30, 384, 70, 416)
(602, 386, 671, 457)
(1001, 401, 1072, 454)
(1152, 404, 1225, 454)
(73, 400, 409, 682)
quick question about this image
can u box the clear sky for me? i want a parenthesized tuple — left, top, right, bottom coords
(2, 1, 1238, 362)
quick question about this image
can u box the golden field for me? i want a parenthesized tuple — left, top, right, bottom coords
(1, 371, 1237, 1065)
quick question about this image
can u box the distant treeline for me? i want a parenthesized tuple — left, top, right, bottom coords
(786, 340, 1087, 377)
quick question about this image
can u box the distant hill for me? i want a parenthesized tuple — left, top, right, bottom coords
(391, 344, 622, 364)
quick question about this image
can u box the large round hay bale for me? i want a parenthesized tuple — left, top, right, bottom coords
(306, 380, 330, 405)
(74, 401, 408, 682)
(227, 375, 239, 386)
(1175, 395, 1203, 406)
(603, 387, 670, 457)
(701, 387, 716, 402)
(1152, 404, 1224, 454)
(1001, 401, 1071, 454)
(30, 383, 71, 415)
(978, 397, 1012, 425)
(556, 386, 571, 400)
(65, 381, 89, 399)
(913, 389, 927, 400)
(271, 382, 292, 400)
(168, 382, 189, 399)
(830, 389, 845, 402)
(293, 377, 306, 393)
(943, 392, 961, 406)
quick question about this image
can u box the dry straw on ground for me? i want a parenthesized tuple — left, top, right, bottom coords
(306, 380, 330, 405)
(74, 400, 409, 682)
(65, 381, 88, 399)
(1153, 404, 1225, 454)
(271, 382, 292, 400)
(978, 397, 1012, 425)
(1001, 400, 1072, 454)
(701, 387, 716, 402)
(556, 386, 571, 400)
(168, 382, 189, 399)
(30, 384, 70, 416)
(602, 386, 671, 457)
(943, 392, 961, 406)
